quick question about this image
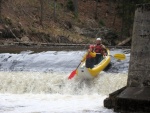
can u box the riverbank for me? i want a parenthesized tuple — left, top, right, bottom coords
(0, 43, 131, 53)
(0, 0, 132, 48)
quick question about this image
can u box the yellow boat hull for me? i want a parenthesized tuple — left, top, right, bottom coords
(76, 49, 111, 79)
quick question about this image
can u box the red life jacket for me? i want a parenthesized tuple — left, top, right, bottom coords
(95, 44, 103, 54)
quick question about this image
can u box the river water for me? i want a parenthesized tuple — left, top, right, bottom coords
(0, 48, 130, 113)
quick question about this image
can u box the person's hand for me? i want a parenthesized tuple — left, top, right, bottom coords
(103, 53, 107, 56)
(88, 49, 91, 52)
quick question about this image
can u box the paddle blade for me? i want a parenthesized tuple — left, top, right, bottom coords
(114, 54, 126, 60)
(68, 70, 76, 79)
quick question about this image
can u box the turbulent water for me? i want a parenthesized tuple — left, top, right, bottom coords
(0, 48, 130, 113)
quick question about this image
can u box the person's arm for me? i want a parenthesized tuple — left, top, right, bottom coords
(81, 53, 87, 62)
(101, 44, 106, 49)
(101, 44, 107, 56)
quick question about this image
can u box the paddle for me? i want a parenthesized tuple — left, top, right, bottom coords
(68, 62, 82, 79)
(113, 53, 126, 60)
(96, 53, 126, 60)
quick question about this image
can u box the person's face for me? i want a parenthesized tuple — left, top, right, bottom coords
(96, 40, 101, 44)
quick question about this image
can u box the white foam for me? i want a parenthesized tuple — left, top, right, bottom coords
(0, 49, 130, 113)
(0, 94, 115, 113)
(0, 71, 127, 95)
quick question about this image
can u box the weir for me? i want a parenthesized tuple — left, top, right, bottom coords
(104, 4, 150, 113)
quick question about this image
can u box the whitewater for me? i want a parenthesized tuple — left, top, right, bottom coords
(0, 49, 130, 113)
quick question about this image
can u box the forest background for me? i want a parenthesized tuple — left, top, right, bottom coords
(0, 0, 149, 46)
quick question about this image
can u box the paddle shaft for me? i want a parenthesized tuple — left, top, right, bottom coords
(96, 53, 126, 60)
(76, 62, 82, 70)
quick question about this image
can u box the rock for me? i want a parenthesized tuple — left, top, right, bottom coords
(64, 21, 72, 29)
(21, 36, 30, 42)
(73, 26, 83, 34)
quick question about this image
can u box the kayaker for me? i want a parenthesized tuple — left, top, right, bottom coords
(81, 45, 96, 68)
(94, 38, 107, 65)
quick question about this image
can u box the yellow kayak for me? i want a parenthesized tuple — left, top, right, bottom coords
(76, 49, 111, 79)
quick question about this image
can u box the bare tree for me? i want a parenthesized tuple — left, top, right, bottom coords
(108, 0, 112, 14)
(94, 0, 99, 19)
(39, 0, 44, 25)
(73, 0, 78, 17)
(0, 0, 2, 22)
(112, 0, 119, 27)
(53, 0, 57, 21)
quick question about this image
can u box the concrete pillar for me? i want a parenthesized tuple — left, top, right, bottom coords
(127, 4, 150, 87)
(104, 4, 150, 113)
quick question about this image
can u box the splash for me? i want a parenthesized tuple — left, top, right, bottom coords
(0, 71, 127, 95)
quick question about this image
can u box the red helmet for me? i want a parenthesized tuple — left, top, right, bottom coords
(89, 45, 95, 49)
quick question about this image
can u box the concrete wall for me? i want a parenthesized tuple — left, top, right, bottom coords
(127, 4, 150, 87)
